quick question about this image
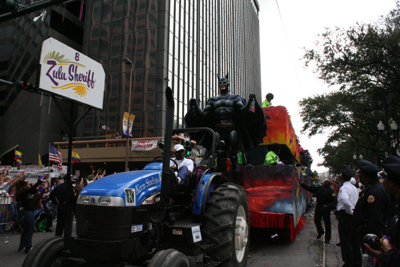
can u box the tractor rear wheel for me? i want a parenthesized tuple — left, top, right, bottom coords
(202, 182, 250, 267)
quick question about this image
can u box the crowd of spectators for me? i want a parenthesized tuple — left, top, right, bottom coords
(0, 168, 108, 253)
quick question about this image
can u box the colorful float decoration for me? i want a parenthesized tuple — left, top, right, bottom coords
(240, 106, 311, 241)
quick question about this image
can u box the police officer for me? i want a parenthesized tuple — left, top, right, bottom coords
(353, 160, 391, 256)
(336, 166, 359, 267)
(300, 179, 336, 243)
(49, 175, 75, 237)
(365, 156, 400, 266)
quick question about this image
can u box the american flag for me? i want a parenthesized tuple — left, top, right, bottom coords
(49, 145, 63, 170)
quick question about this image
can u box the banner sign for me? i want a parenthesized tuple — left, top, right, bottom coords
(19, 165, 45, 173)
(0, 166, 12, 171)
(129, 114, 135, 137)
(123, 112, 129, 135)
(131, 140, 158, 151)
(39, 37, 105, 109)
(52, 165, 67, 173)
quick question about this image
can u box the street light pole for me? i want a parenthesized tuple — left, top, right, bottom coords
(123, 57, 133, 171)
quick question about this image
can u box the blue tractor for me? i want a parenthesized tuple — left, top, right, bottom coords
(23, 88, 250, 267)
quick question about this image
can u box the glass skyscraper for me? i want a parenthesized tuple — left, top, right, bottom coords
(79, 0, 261, 139)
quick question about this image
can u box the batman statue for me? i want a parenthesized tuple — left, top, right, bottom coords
(185, 74, 267, 177)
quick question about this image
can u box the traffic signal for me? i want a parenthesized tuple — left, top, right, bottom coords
(16, 81, 38, 93)
(184, 140, 192, 156)
(0, 0, 16, 11)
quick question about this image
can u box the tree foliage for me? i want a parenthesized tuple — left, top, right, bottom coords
(300, 3, 400, 173)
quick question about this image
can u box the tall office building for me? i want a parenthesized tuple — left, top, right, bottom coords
(0, 0, 261, 167)
(79, 0, 261, 139)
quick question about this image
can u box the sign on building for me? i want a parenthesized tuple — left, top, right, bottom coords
(131, 140, 159, 151)
(39, 37, 105, 110)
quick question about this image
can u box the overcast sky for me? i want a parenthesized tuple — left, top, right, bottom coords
(257, 0, 397, 173)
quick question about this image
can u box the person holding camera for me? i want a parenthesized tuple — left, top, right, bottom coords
(365, 156, 400, 266)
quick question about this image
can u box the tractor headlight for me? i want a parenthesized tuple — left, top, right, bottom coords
(79, 195, 90, 204)
(141, 193, 160, 205)
(99, 196, 111, 206)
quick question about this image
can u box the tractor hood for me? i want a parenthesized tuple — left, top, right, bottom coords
(78, 165, 162, 207)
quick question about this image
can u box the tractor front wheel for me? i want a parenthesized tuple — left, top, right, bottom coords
(202, 182, 250, 267)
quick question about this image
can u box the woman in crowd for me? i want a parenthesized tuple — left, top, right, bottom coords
(15, 178, 42, 254)
(365, 156, 400, 266)
(38, 174, 51, 206)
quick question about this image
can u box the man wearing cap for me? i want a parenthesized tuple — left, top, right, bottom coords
(300, 179, 336, 243)
(365, 156, 400, 266)
(336, 166, 360, 267)
(170, 144, 194, 186)
(353, 160, 391, 255)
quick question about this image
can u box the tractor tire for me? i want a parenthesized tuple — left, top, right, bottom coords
(148, 249, 189, 267)
(202, 182, 250, 267)
(22, 237, 64, 267)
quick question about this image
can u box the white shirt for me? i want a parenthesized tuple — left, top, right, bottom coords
(1, 181, 10, 192)
(170, 157, 194, 172)
(336, 181, 359, 215)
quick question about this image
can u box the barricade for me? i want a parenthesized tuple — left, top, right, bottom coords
(0, 193, 16, 232)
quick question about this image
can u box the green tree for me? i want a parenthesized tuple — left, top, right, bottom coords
(300, 3, 400, 173)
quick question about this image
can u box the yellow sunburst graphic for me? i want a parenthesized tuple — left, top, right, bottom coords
(52, 83, 89, 97)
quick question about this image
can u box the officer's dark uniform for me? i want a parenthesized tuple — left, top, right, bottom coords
(378, 156, 400, 267)
(49, 178, 75, 237)
(301, 181, 336, 242)
(353, 160, 391, 257)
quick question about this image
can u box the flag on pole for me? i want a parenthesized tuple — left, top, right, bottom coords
(123, 112, 129, 135)
(15, 150, 22, 166)
(15, 149, 22, 160)
(38, 154, 43, 165)
(129, 114, 135, 137)
(49, 145, 63, 170)
(72, 151, 81, 163)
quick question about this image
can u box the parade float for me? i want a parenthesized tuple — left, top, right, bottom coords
(241, 106, 311, 241)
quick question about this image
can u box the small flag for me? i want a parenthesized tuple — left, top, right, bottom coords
(129, 114, 135, 137)
(16, 159, 22, 166)
(49, 145, 63, 170)
(123, 112, 129, 135)
(15, 149, 22, 160)
(38, 153, 43, 165)
(72, 151, 81, 163)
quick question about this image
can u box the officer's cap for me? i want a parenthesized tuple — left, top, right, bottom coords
(357, 159, 380, 173)
(341, 165, 355, 178)
(382, 156, 400, 182)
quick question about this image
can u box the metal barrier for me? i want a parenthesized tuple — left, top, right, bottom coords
(0, 193, 16, 232)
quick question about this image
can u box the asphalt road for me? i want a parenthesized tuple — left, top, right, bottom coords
(0, 204, 344, 267)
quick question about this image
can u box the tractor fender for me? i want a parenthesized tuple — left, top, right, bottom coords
(192, 172, 227, 216)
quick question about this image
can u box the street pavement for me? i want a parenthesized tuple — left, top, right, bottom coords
(0, 219, 76, 267)
(248, 203, 344, 267)
(0, 203, 344, 267)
